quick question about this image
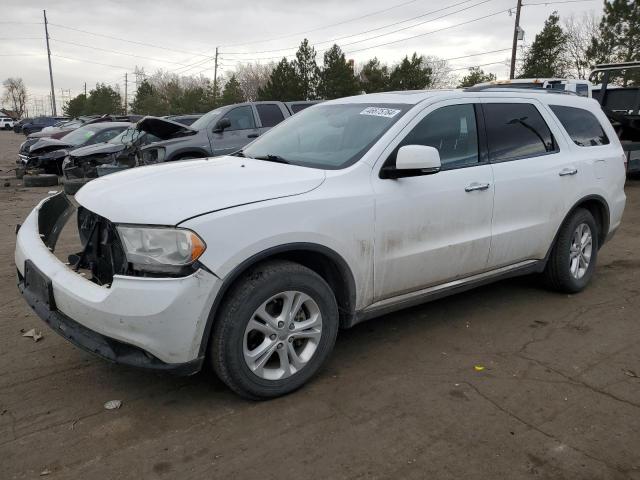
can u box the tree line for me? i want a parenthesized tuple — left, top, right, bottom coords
(42, 0, 638, 117)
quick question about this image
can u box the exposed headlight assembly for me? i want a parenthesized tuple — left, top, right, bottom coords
(116, 226, 206, 274)
(141, 147, 165, 164)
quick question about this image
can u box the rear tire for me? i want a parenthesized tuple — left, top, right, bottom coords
(544, 208, 598, 293)
(210, 260, 339, 400)
(23, 174, 58, 187)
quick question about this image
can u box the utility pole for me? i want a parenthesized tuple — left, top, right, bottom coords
(213, 47, 219, 106)
(509, 0, 523, 80)
(124, 72, 128, 115)
(43, 10, 57, 116)
(84, 82, 87, 97)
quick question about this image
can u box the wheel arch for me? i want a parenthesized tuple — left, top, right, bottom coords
(546, 194, 610, 262)
(167, 148, 210, 161)
(197, 243, 357, 358)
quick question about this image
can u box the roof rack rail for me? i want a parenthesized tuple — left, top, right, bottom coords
(463, 85, 578, 95)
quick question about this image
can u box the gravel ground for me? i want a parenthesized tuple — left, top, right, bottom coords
(0, 130, 639, 479)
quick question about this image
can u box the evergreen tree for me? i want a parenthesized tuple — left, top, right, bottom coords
(84, 84, 123, 115)
(389, 53, 432, 90)
(359, 58, 390, 93)
(457, 67, 497, 88)
(518, 12, 569, 78)
(317, 44, 360, 99)
(221, 75, 245, 105)
(294, 39, 320, 100)
(587, 0, 639, 73)
(63, 93, 87, 117)
(130, 80, 167, 115)
(257, 58, 303, 101)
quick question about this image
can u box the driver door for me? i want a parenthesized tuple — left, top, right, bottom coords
(211, 105, 260, 156)
(372, 100, 494, 301)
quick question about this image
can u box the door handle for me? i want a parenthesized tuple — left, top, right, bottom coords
(247, 133, 259, 138)
(465, 182, 490, 192)
(559, 167, 578, 176)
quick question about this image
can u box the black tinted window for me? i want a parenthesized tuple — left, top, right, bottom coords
(395, 104, 479, 169)
(550, 105, 609, 147)
(484, 103, 556, 162)
(225, 106, 255, 131)
(256, 104, 285, 127)
(291, 103, 312, 113)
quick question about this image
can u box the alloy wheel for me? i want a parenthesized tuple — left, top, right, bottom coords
(569, 222, 593, 279)
(243, 291, 323, 381)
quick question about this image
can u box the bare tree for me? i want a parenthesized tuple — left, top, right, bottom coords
(234, 63, 274, 101)
(2, 77, 28, 118)
(423, 56, 455, 89)
(563, 13, 600, 79)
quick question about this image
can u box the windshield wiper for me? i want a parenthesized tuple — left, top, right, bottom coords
(231, 149, 245, 157)
(251, 154, 290, 164)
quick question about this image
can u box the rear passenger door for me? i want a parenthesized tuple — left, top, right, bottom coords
(482, 99, 577, 268)
(211, 105, 260, 156)
(255, 103, 287, 136)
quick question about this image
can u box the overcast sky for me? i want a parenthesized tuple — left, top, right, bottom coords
(1, 0, 601, 115)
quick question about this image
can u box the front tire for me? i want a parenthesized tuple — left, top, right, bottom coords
(210, 260, 339, 400)
(544, 208, 598, 293)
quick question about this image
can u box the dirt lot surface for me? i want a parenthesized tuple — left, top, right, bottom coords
(1, 130, 639, 479)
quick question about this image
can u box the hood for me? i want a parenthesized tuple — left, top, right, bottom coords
(136, 116, 197, 140)
(70, 142, 126, 158)
(29, 138, 75, 154)
(75, 156, 326, 225)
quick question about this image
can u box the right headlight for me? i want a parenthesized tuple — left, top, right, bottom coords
(116, 225, 206, 273)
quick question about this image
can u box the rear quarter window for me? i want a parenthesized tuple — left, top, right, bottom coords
(549, 105, 610, 147)
(483, 103, 557, 162)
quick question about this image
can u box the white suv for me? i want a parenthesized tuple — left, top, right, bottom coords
(15, 89, 626, 399)
(1, 117, 15, 130)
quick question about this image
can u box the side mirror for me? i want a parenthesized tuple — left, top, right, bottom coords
(213, 118, 231, 133)
(381, 145, 441, 179)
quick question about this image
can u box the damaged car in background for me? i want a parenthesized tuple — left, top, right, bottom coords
(60, 114, 201, 193)
(19, 122, 131, 174)
(136, 101, 319, 165)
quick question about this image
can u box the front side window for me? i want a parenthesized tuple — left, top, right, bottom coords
(391, 104, 479, 170)
(242, 103, 410, 169)
(484, 103, 556, 162)
(256, 104, 285, 127)
(549, 105, 609, 147)
(225, 106, 256, 131)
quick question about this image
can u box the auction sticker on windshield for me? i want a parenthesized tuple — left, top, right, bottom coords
(360, 107, 401, 118)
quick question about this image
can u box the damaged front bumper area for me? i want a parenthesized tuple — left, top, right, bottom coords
(15, 193, 222, 374)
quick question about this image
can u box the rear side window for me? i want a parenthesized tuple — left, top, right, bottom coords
(549, 105, 609, 147)
(256, 104, 285, 128)
(484, 103, 556, 162)
(291, 103, 312, 113)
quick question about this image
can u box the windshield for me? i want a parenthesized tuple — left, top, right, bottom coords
(108, 126, 158, 145)
(190, 107, 224, 130)
(60, 124, 105, 146)
(242, 103, 410, 169)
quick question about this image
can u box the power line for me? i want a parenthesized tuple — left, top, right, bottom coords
(49, 38, 193, 66)
(52, 53, 132, 70)
(523, 0, 596, 5)
(219, 0, 421, 48)
(343, 7, 514, 55)
(222, 0, 495, 57)
(48, 22, 212, 58)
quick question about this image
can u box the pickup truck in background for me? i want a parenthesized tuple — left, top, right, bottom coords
(137, 101, 319, 164)
(590, 61, 640, 175)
